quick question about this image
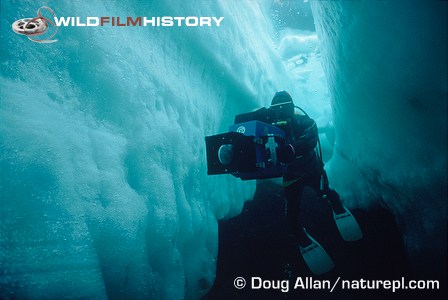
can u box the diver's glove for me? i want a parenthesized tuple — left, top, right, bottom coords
(277, 144, 296, 163)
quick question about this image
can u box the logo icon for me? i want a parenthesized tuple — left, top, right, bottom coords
(12, 6, 58, 43)
(236, 126, 246, 134)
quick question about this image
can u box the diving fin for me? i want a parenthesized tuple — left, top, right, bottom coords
(332, 204, 363, 241)
(299, 230, 335, 275)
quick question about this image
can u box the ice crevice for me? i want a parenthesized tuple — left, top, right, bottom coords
(1, 0, 446, 299)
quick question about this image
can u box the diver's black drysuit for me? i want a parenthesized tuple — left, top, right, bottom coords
(275, 113, 342, 245)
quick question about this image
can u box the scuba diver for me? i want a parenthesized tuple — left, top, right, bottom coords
(205, 91, 363, 274)
(270, 91, 362, 275)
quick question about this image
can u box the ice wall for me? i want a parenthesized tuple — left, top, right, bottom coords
(1, 0, 296, 298)
(311, 1, 447, 272)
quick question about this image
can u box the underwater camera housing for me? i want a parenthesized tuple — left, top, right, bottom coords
(205, 107, 286, 180)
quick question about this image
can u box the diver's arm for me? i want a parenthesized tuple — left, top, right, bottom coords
(291, 115, 318, 156)
(277, 115, 318, 163)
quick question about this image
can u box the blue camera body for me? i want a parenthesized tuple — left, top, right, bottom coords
(206, 119, 286, 180)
